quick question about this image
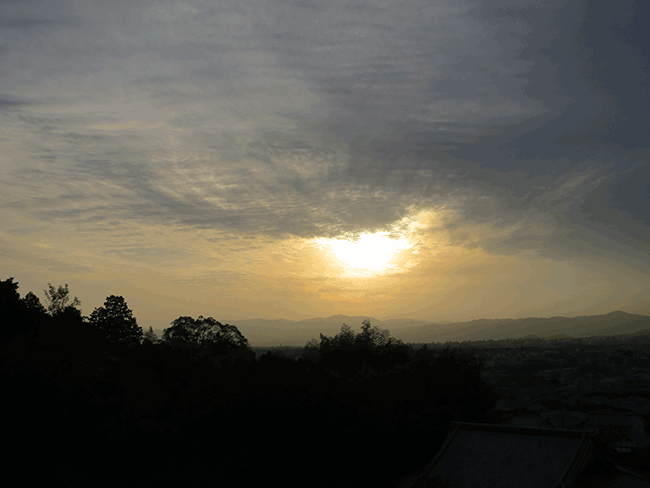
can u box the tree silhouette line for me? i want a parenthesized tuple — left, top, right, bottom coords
(0, 276, 499, 487)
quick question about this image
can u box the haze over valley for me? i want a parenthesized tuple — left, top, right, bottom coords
(148, 311, 650, 347)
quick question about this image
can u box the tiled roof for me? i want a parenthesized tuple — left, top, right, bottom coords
(571, 472, 650, 488)
(587, 414, 644, 431)
(507, 415, 555, 429)
(607, 400, 650, 415)
(541, 411, 589, 429)
(393, 422, 650, 488)
(395, 422, 594, 488)
(495, 398, 527, 411)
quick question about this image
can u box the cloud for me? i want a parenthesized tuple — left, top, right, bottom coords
(1, 0, 649, 321)
(0, 96, 31, 111)
(2, 1, 647, 235)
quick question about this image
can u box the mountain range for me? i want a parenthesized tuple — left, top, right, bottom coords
(151, 311, 650, 347)
(393, 311, 650, 344)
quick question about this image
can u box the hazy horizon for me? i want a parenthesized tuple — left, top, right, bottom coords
(2, 1, 649, 330)
(145, 309, 650, 347)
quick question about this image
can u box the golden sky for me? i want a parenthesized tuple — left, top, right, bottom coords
(1, 0, 649, 331)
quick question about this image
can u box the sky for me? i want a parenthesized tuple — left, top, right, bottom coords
(1, 0, 649, 331)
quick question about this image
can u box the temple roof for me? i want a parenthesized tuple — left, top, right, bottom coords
(393, 422, 650, 488)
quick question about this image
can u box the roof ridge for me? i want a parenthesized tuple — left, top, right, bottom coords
(422, 423, 460, 472)
(451, 421, 587, 438)
(555, 429, 589, 488)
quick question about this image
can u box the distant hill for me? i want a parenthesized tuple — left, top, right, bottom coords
(231, 315, 442, 346)
(381, 318, 437, 327)
(544, 334, 573, 339)
(149, 311, 650, 347)
(392, 311, 650, 344)
(151, 315, 436, 347)
(298, 315, 380, 325)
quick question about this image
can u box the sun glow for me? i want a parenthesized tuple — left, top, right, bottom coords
(315, 231, 413, 276)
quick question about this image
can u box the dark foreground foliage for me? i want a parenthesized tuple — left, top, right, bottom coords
(0, 277, 499, 487)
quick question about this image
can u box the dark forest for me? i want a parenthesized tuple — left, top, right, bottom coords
(0, 276, 498, 487)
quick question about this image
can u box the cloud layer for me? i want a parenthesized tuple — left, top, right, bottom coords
(1, 0, 649, 326)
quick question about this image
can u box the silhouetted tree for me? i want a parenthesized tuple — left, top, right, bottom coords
(0, 277, 21, 306)
(43, 283, 81, 316)
(357, 319, 391, 350)
(162, 315, 253, 364)
(301, 338, 320, 362)
(48, 302, 88, 343)
(0, 277, 30, 340)
(164, 316, 248, 348)
(21, 291, 47, 316)
(307, 320, 412, 374)
(88, 295, 142, 346)
(143, 326, 159, 345)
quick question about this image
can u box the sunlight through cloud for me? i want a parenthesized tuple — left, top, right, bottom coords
(315, 231, 413, 276)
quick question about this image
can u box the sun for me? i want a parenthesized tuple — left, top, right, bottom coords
(315, 231, 413, 276)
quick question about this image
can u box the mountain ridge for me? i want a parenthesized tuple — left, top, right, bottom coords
(395, 310, 650, 344)
(150, 311, 650, 347)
